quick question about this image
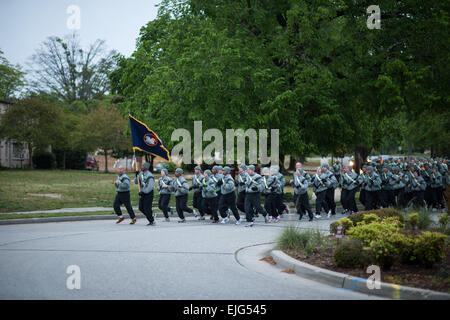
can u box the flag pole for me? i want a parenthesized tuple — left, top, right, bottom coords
(134, 149, 141, 193)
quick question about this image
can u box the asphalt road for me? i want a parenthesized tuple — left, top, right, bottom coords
(0, 215, 383, 300)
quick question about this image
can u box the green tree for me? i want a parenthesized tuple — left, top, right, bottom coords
(0, 49, 24, 100)
(74, 104, 129, 172)
(28, 33, 117, 104)
(0, 98, 64, 168)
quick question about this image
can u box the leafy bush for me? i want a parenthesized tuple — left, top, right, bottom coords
(366, 233, 411, 270)
(412, 231, 447, 268)
(349, 208, 405, 227)
(333, 239, 367, 268)
(330, 217, 354, 234)
(32, 151, 56, 169)
(347, 219, 402, 247)
(362, 213, 380, 225)
(407, 213, 419, 230)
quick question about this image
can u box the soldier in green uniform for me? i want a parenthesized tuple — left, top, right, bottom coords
(293, 167, 313, 221)
(430, 165, 444, 211)
(236, 164, 248, 214)
(311, 166, 332, 219)
(261, 167, 281, 223)
(157, 168, 172, 222)
(218, 166, 241, 224)
(114, 165, 136, 224)
(340, 165, 359, 215)
(190, 166, 203, 218)
(170, 168, 193, 223)
(392, 166, 406, 208)
(358, 166, 382, 210)
(409, 170, 426, 207)
(380, 164, 395, 208)
(332, 160, 341, 184)
(244, 165, 269, 227)
(134, 162, 156, 226)
(202, 169, 219, 223)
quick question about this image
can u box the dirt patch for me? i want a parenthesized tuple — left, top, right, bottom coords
(260, 256, 276, 265)
(281, 269, 295, 274)
(27, 193, 62, 199)
(284, 236, 450, 294)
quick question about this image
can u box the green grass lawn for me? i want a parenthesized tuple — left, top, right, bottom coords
(0, 170, 157, 213)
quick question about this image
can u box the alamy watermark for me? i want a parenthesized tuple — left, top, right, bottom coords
(171, 121, 279, 165)
(66, 265, 81, 290)
(367, 5, 381, 29)
(67, 5, 81, 30)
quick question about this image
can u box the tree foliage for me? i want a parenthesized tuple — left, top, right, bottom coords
(110, 0, 450, 166)
(0, 98, 64, 167)
(28, 33, 117, 104)
(0, 49, 24, 100)
(74, 104, 130, 172)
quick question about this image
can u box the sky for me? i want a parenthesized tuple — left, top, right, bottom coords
(0, 0, 161, 68)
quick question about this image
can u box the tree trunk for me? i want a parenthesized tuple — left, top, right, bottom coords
(354, 145, 370, 173)
(149, 154, 154, 172)
(63, 150, 66, 170)
(279, 154, 289, 174)
(104, 150, 108, 173)
(288, 155, 296, 170)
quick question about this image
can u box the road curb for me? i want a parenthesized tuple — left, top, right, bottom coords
(270, 249, 450, 300)
(0, 213, 179, 225)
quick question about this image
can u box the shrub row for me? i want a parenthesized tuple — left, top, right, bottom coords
(333, 215, 447, 270)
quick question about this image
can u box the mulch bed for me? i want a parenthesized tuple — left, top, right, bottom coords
(283, 236, 450, 294)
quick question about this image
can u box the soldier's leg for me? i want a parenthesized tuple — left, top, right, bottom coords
(380, 190, 388, 208)
(121, 192, 135, 219)
(253, 193, 268, 217)
(237, 191, 246, 212)
(244, 194, 255, 222)
(211, 197, 219, 221)
(180, 194, 193, 214)
(349, 188, 358, 213)
(141, 192, 154, 223)
(293, 192, 299, 212)
(113, 193, 123, 216)
(193, 192, 203, 215)
(300, 193, 313, 219)
(218, 193, 228, 219)
(175, 196, 185, 220)
(365, 191, 374, 210)
(359, 189, 366, 207)
(341, 189, 348, 211)
(201, 198, 210, 217)
(315, 191, 323, 214)
(159, 194, 170, 218)
(295, 193, 304, 217)
(437, 187, 444, 208)
(298, 193, 307, 218)
(424, 187, 432, 207)
(329, 188, 336, 214)
(266, 194, 278, 218)
(227, 192, 241, 221)
(276, 192, 284, 215)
